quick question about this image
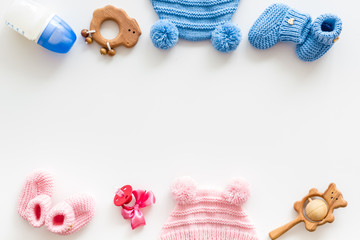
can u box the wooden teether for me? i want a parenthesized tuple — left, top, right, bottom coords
(269, 183, 347, 240)
(81, 5, 141, 56)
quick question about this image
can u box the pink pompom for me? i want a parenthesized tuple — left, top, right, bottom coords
(223, 179, 250, 205)
(171, 177, 197, 204)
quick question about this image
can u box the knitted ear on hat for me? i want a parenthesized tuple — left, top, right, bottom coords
(171, 177, 197, 205)
(222, 179, 250, 205)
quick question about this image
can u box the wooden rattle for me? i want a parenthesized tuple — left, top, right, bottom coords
(81, 5, 141, 56)
(269, 183, 347, 240)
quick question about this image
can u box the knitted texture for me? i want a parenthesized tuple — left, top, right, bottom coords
(151, 20, 179, 50)
(248, 3, 312, 49)
(45, 194, 95, 235)
(211, 22, 242, 52)
(150, 0, 241, 52)
(296, 14, 342, 62)
(160, 177, 258, 240)
(17, 171, 54, 227)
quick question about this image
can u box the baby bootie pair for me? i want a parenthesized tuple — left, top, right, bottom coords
(248, 3, 342, 61)
(17, 171, 95, 235)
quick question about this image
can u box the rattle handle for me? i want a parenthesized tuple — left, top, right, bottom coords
(269, 217, 302, 240)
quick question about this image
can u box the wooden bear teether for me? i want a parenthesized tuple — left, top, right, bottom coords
(81, 5, 141, 56)
(269, 183, 347, 240)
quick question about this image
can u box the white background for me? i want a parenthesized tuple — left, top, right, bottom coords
(0, 0, 359, 239)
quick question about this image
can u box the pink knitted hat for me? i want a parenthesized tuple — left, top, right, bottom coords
(160, 177, 259, 240)
(45, 194, 95, 235)
(17, 171, 54, 227)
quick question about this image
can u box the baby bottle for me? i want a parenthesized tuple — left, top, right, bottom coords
(3, 0, 76, 53)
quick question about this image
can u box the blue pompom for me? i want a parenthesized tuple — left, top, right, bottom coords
(211, 22, 242, 53)
(150, 20, 179, 50)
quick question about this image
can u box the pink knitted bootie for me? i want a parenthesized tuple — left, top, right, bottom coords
(45, 194, 95, 235)
(18, 171, 55, 227)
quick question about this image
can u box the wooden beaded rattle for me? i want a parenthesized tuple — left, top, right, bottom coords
(81, 5, 141, 56)
(269, 183, 347, 240)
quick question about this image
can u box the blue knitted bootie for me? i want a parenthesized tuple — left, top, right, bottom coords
(296, 14, 342, 62)
(248, 3, 312, 49)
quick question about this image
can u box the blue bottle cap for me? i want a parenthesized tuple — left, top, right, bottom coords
(37, 15, 76, 54)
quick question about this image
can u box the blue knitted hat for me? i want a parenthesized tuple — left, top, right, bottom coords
(150, 0, 242, 52)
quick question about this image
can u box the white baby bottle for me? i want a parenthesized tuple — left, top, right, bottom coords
(3, 0, 76, 53)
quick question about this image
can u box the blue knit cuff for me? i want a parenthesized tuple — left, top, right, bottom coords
(312, 14, 342, 45)
(279, 9, 312, 44)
